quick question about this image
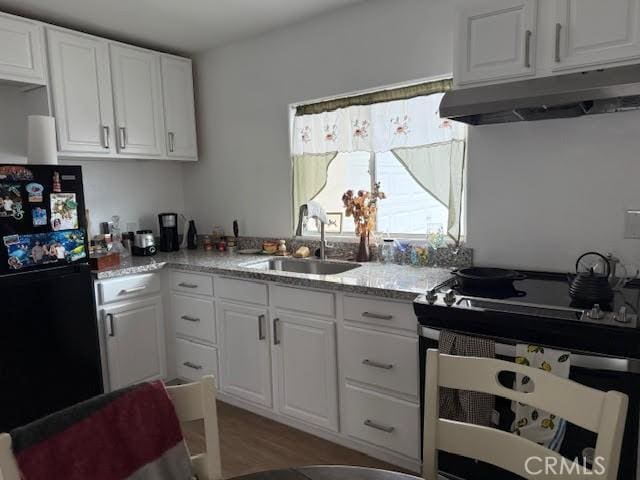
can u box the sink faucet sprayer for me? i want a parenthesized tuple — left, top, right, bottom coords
(295, 202, 328, 260)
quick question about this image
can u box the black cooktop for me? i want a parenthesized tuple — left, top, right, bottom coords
(443, 270, 639, 312)
(415, 270, 640, 359)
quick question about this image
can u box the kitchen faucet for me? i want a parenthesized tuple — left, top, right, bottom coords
(295, 203, 327, 260)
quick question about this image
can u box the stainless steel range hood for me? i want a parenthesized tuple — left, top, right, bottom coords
(440, 64, 640, 125)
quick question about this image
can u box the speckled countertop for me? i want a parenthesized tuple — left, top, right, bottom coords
(92, 250, 454, 301)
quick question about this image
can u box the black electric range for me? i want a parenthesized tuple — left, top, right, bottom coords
(414, 270, 640, 480)
(414, 270, 640, 359)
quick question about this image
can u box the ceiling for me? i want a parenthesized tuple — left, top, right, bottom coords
(0, 0, 364, 53)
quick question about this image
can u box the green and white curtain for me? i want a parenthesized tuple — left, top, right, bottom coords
(292, 82, 467, 242)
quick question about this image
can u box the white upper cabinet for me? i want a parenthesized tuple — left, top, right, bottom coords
(454, 0, 640, 86)
(161, 56, 198, 160)
(455, 0, 538, 85)
(0, 13, 45, 84)
(554, 0, 640, 71)
(110, 44, 166, 156)
(47, 29, 116, 154)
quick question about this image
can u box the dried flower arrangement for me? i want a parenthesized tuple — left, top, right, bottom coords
(342, 182, 386, 237)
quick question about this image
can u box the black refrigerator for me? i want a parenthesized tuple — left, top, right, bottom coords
(0, 164, 103, 432)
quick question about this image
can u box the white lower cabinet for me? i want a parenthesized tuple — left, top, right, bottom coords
(219, 301, 272, 407)
(343, 384, 420, 460)
(161, 270, 421, 471)
(272, 311, 339, 431)
(175, 338, 218, 386)
(102, 295, 166, 390)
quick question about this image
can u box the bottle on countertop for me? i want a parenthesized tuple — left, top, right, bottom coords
(187, 220, 198, 249)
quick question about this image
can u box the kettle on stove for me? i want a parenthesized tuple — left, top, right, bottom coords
(569, 252, 615, 305)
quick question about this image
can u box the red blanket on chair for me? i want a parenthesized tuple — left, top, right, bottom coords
(10, 381, 194, 480)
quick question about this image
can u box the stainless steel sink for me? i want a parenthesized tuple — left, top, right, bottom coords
(246, 258, 359, 275)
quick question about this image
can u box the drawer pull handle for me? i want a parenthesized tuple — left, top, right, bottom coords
(102, 125, 110, 149)
(178, 282, 199, 289)
(273, 317, 281, 345)
(106, 313, 115, 337)
(119, 127, 127, 149)
(554, 23, 562, 62)
(118, 285, 147, 295)
(362, 312, 393, 320)
(258, 314, 266, 340)
(362, 359, 393, 370)
(183, 361, 203, 370)
(181, 315, 200, 323)
(524, 29, 532, 68)
(364, 419, 395, 433)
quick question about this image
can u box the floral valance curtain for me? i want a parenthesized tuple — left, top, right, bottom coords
(292, 94, 465, 155)
(292, 84, 467, 243)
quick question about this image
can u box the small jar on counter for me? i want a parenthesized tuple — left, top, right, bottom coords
(380, 238, 396, 264)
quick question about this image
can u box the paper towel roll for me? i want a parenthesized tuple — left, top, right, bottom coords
(27, 115, 58, 165)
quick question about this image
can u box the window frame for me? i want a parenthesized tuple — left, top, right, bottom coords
(289, 74, 466, 243)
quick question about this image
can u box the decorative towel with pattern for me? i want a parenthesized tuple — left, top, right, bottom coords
(439, 330, 496, 426)
(510, 345, 571, 451)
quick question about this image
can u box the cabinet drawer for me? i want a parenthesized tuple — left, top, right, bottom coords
(344, 384, 420, 459)
(172, 271, 213, 296)
(343, 326, 418, 398)
(172, 293, 216, 344)
(99, 273, 160, 305)
(272, 286, 335, 317)
(215, 277, 267, 305)
(175, 338, 219, 386)
(343, 296, 415, 331)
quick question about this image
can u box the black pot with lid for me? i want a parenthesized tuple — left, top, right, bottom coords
(452, 267, 527, 296)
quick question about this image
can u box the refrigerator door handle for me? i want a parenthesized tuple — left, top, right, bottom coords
(106, 313, 115, 337)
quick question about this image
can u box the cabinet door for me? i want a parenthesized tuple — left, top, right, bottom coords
(110, 44, 165, 156)
(0, 14, 45, 84)
(103, 296, 166, 390)
(219, 302, 272, 407)
(47, 29, 116, 154)
(273, 312, 338, 431)
(456, 0, 537, 85)
(554, 0, 640, 71)
(161, 56, 198, 160)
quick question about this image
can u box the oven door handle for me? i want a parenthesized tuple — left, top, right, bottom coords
(418, 326, 640, 374)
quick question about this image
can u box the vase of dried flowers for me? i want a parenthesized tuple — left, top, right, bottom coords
(342, 182, 386, 262)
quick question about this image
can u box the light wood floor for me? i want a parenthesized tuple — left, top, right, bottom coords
(183, 401, 407, 479)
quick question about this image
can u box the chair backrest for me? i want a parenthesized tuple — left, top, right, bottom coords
(423, 349, 628, 480)
(0, 433, 20, 480)
(0, 376, 222, 480)
(166, 375, 222, 480)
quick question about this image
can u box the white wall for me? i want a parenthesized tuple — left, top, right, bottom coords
(186, 0, 640, 271)
(466, 112, 640, 271)
(62, 159, 185, 236)
(184, 0, 454, 237)
(0, 84, 49, 163)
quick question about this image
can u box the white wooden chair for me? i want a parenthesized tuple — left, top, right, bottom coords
(423, 349, 628, 480)
(0, 375, 222, 480)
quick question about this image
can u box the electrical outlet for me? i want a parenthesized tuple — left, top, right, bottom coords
(624, 210, 640, 239)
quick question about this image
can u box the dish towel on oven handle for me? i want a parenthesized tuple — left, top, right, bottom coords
(510, 344, 570, 451)
(438, 330, 496, 426)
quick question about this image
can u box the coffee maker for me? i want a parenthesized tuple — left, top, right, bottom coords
(158, 213, 179, 251)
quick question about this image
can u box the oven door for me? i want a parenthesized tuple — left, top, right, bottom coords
(419, 326, 640, 480)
